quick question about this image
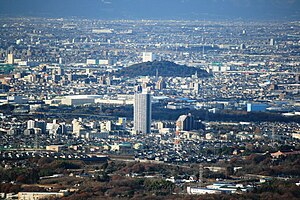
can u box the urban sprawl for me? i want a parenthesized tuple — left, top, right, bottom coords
(0, 18, 299, 199)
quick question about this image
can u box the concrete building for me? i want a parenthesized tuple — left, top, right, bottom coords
(72, 119, 83, 137)
(7, 95, 28, 104)
(47, 120, 67, 135)
(27, 119, 46, 134)
(27, 120, 35, 129)
(46, 145, 65, 152)
(187, 186, 221, 195)
(61, 95, 101, 106)
(118, 117, 127, 129)
(134, 90, 151, 134)
(100, 122, 108, 132)
(86, 59, 112, 65)
(176, 113, 195, 131)
(142, 52, 155, 62)
(247, 103, 268, 112)
(87, 59, 97, 65)
(7, 53, 14, 64)
(156, 79, 166, 90)
(18, 192, 66, 200)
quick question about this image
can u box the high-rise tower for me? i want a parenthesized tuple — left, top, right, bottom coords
(134, 90, 151, 134)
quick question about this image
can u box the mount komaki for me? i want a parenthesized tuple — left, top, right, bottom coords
(115, 61, 209, 78)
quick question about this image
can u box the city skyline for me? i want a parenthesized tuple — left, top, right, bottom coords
(0, 1, 299, 199)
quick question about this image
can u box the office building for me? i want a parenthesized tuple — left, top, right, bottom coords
(176, 113, 195, 131)
(27, 119, 46, 134)
(156, 79, 166, 90)
(134, 91, 151, 134)
(61, 95, 101, 106)
(247, 103, 268, 112)
(142, 52, 155, 62)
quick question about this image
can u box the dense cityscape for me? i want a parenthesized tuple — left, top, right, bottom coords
(0, 6, 300, 200)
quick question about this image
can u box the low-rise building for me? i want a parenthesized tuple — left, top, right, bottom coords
(18, 192, 66, 200)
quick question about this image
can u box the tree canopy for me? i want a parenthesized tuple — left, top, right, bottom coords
(114, 60, 209, 78)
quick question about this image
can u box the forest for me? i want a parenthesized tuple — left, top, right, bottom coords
(114, 61, 209, 78)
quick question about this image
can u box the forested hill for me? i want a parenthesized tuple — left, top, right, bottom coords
(115, 61, 209, 78)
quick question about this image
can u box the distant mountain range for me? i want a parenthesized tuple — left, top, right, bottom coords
(0, 0, 299, 20)
(114, 61, 209, 78)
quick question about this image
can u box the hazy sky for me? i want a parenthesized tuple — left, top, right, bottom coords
(0, 0, 299, 20)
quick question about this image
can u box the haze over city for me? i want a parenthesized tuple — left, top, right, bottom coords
(0, 0, 299, 200)
(1, 0, 300, 20)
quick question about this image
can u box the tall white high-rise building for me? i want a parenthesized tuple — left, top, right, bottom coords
(134, 90, 152, 134)
(142, 52, 155, 62)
